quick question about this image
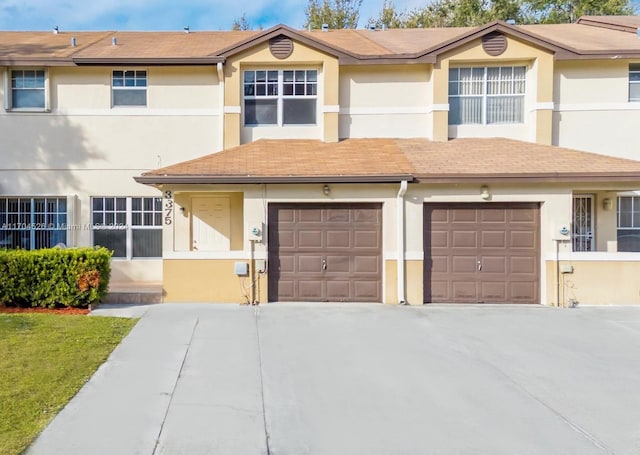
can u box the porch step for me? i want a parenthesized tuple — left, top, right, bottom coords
(103, 283, 163, 304)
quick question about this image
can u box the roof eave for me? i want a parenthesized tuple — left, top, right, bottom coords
(0, 58, 76, 66)
(72, 57, 225, 66)
(414, 172, 640, 183)
(135, 174, 415, 185)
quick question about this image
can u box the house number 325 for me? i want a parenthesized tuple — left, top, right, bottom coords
(164, 190, 173, 225)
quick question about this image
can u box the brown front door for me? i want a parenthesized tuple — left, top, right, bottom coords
(424, 203, 540, 304)
(268, 204, 382, 302)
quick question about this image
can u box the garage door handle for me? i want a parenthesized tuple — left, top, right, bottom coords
(477, 260, 482, 271)
(322, 259, 327, 270)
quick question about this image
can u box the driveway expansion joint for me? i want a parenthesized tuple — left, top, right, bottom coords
(152, 316, 200, 455)
(254, 306, 272, 455)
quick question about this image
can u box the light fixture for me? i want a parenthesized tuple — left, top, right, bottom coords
(179, 206, 188, 216)
(480, 185, 490, 200)
(323, 184, 331, 196)
(602, 198, 612, 211)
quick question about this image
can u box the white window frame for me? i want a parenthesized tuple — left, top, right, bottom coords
(4, 68, 50, 112)
(91, 196, 162, 260)
(617, 195, 640, 252)
(448, 66, 526, 125)
(111, 70, 148, 107)
(0, 196, 67, 249)
(629, 64, 640, 102)
(243, 69, 318, 126)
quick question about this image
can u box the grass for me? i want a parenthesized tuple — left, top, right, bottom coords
(0, 313, 137, 455)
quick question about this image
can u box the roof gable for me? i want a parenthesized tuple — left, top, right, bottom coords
(214, 24, 360, 63)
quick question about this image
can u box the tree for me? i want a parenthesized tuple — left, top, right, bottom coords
(366, 1, 407, 29)
(304, 0, 363, 29)
(524, 0, 634, 23)
(232, 13, 252, 31)
(369, 0, 634, 28)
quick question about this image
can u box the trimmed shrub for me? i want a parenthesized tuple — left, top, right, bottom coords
(0, 247, 112, 308)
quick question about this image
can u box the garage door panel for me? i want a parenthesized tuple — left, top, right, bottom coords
(510, 208, 536, 223)
(299, 281, 323, 299)
(481, 231, 506, 248)
(511, 256, 536, 274)
(430, 231, 449, 249)
(452, 231, 477, 248)
(354, 256, 379, 273)
(430, 256, 449, 273)
(353, 281, 380, 300)
(424, 203, 539, 304)
(299, 230, 323, 248)
(452, 209, 477, 223)
(327, 230, 350, 248)
(480, 208, 507, 223)
(327, 209, 350, 222)
(299, 210, 322, 223)
(326, 281, 350, 300)
(510, 231, 536, 249)
(452, 281, 477, 300)
(480, 282, 507, 301)
(354, 231, 379, 248)
(354, 208, 380, 223)
(510, 282, 537, 301)
(269, 204, 381, 302)
(326, 255, 349, 273)
(277, 281, 295, 300)
(279, 256, 295, 274)
(481, 256, 507, 274)
(452, 256, 477, 273)
(298, 255, 323, 273)
(277, 230, 295, 249)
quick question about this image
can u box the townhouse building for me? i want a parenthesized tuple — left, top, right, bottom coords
(2, 16, 640, 305)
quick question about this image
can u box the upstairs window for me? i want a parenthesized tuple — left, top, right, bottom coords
(449, 66, 525, 125)
(629, 64, 640, 102)
(11, 70, 46, 109)
(243, 69, 317, 126)
(112, 70, 147, 107)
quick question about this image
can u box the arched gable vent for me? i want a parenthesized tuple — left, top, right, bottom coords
(482, 32, 507, 56)
(269, 35, 294, 59)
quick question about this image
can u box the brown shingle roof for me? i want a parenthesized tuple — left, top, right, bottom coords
(401, 138, 640, 182)
(136, 139, 415, 184)
(71, 31, 257, 63)
(3, 17, 640, 65)
(135, 138, 640, 185)
(0, 31, 111, 65)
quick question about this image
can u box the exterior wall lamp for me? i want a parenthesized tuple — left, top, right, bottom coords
(480, 185, 490, 200)
(602, 197, 612, 211)
(323, 184, 331, 196)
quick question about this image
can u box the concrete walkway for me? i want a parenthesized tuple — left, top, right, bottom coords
(28, 303, 640, 454)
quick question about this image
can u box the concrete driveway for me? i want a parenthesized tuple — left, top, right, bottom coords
(28, 303, 640, 455)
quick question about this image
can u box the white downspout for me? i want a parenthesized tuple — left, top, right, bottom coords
(216, 62, 225, 151)
(397, 180, 408, 305)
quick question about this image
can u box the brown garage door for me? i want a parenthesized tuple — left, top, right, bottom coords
(424, 203, 540, 304)
(268, 204, 382, 302)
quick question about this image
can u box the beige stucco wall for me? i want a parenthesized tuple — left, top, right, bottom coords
(338, 64, 431, 139)
(546, 259, 640, 306)
(223, 40, 340, 148)
(0, 66, 223, 285)
(437, 35, 554, 144)
(553, 60, 640, 159)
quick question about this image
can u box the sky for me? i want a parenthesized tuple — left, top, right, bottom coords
(0, 0, 426, 32)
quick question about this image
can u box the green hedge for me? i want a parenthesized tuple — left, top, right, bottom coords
(0, 247, 112, 308)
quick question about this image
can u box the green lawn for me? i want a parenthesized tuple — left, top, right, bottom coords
(0, 313, 137, 455)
